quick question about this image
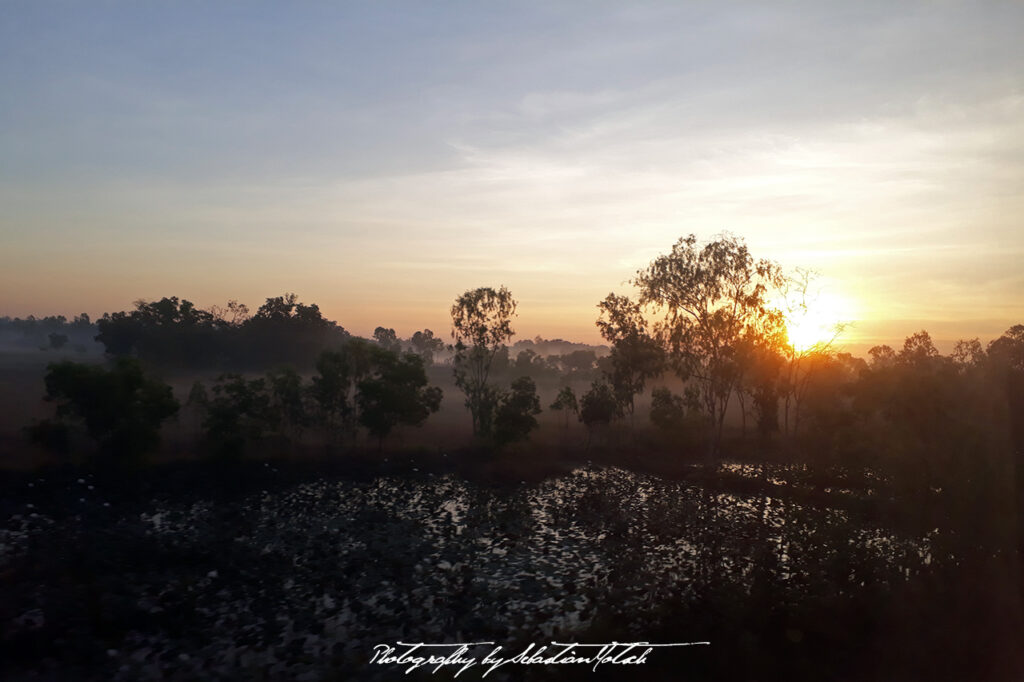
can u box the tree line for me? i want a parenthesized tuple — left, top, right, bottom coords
(20, 235, 1024, 503)
(0, 313, 96, 352)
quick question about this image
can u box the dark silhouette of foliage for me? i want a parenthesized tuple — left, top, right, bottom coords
(267, 367, 313, 439)
(988, 324, 1024, 371)
(557, 349, 599, 376)
(803, 329, 998, 496)
(357, 348, 443, 448)
(649, 386, 698, 435)
(94, 293, 348, 369)
(898, 329, 940, 365)
(308, 339, 444, 447)
(409, 329, 445, 365)
(493, 376, 542, 446)
(0, 313, 97, 351)
(373, 326, 401, 353)
(596, 293, 664, 418)
(450, 286, 517, 437)
(195, 374, 273, 458)
(579, 381, 620, 430)
(951, 337, 985, 369)
(242, 293, 348, 367)
(209, 299, 251, 326)
(40, 358, 178, 466)
(96, 297, 221, 365)
(734, 334, 787, 440)
(633, 234, 784, 456)
(549, 385, 579, 428)
(510, 348, 558, 380)
(868, 344, 897, 368)
(514, 348, 537, 371)
(311, 338, 375, 440)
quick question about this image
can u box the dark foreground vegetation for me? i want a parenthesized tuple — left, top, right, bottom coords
(2, 235, 1023, 680)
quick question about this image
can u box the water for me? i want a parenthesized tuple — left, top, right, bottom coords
(3, 464, 936, 680)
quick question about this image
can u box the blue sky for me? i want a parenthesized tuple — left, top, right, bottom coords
(2, 1, 1023, 348)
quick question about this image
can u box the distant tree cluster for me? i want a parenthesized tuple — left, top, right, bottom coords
(29, 358, 179, 467)
(15, 238, 1024, 494)
(0, 313, 95, 352)
(188, 338, 443, 455)
(95, 294, 348, 368)
(799, 327, 1024, 490)
(31, 337, 446, 465)
(587, 234, 1024, 485)
(87, 293, 459, 373)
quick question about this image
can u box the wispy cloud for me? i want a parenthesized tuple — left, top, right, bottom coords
(1, 1, 1022, 342)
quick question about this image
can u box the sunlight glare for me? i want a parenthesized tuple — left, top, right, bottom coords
(784, 290, 855, 352)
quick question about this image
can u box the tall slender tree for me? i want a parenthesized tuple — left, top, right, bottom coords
(450, 286, 517, 437)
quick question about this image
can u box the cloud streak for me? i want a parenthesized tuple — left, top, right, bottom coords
(1, 1, 1022, 344)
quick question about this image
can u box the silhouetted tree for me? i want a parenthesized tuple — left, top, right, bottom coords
(373, 326, 401, 353)
(95, 296, 224, 366)
(550, 386, 579, 428)
(748, 344, 786, 439)
(732, 310, 788, 440)
(450, 286, 517, 437)
(951, 338, 985, 370)
(898, 329, 940, 366)
(103, 292, 341, 369)
(40, 358, 178, 466)
(596, 293, 664, 420)
(515, 348, 538, 371)
(244, 293, 348, 367)
(851, 330, 975, 495)
(267, 367, 312, 440)
(357, 348, 442, 448)
(311, 338, 376, 441)
(650, 386, 696, 436)
(197, 374, 272, 458)
(559, 349, 598, 376)
(493, 376, 542, 446)
(986, 324, 1024, 562)
(987, 325, 1024, 371)
(0, 314, 94, 350)
(633, 234, 784, 457)
(579, 381, 620, 431)
(409, 329, 445, 365)
(868, 344, 897, 368)
(798, 351, 869, 470)
(209, 299, 251, 326)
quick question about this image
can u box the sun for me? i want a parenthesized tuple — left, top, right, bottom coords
(783, 290, 854, 352)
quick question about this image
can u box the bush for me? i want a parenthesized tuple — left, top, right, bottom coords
(357, 349, 443, 447)
(493, 376, 542, 446)
(40, 358, 179, 466)
(579, 381, 620, 429)
(195, 374, 273, 458)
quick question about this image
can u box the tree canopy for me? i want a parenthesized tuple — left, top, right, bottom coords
(633, 234, 784, 456)
(450, 286, 517, 437)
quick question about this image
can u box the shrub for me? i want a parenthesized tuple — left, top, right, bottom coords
(41, 358, 179, 466)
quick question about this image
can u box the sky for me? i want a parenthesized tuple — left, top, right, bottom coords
(2, 1, 1022, 351)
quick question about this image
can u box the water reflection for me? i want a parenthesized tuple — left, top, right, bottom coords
(45, 464, 933, 679)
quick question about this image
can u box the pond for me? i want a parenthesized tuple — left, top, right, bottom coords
(1, 464, 938, 680)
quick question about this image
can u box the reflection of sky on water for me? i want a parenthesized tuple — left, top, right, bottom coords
(3, 465, 935, 679)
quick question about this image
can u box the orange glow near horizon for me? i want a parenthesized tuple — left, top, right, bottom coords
(781, 290, 857, 353)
